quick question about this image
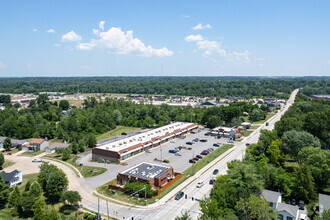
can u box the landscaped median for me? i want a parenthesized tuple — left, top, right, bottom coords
(43, 154, 107, 178)
(95, 144, 234, 206)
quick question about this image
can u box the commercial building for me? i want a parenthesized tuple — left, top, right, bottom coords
(117, 162, 173, 190)
(92, 122, 198, 162)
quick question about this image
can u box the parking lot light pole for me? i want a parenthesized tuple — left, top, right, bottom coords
(192, 150, 194, 175)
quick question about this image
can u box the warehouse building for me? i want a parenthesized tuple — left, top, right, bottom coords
(92, 122, 198, 162)
(117, 162, 174, 189)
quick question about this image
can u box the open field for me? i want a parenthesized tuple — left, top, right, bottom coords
(1, 160, 15, 169)
(96, 126, 140, 141)
(19, 150, 44, 157)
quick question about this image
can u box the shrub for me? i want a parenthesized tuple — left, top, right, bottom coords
(188, 147, 192, 150)
(163, 159, 170, 163)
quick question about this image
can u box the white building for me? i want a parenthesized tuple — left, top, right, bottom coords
(1, 169, 23, 188)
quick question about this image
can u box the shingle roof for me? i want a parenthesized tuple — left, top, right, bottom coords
(262, 189, 281, 204)
(11, 139, 28, 145)
(47, 142, 69, 150)
(0, 169, 21, 182)
(30, 139, 45, 144)
(0, 137, 7, 143)
(319, 194, 330, 211)
(277, 203, 299, 218)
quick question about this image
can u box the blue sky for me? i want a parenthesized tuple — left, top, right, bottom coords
(0, 0, 330, 77)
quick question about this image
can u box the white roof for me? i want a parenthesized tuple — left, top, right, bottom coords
(96, 122, 196, 153)
(212, 126, 232, 133)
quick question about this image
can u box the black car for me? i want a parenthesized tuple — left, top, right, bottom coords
(189, 159, 196, 163)
(292, 199, 296, 206)
(213, 143, 220, 147)
(298, 200, 305, 210)
(204, 132, 211, 136)
(209, 179, 215, 185)
(200, 139, 207, 142)
(121, 132, 127, 135)
(196, 155, 203, 159)
(175, 191, 184, 200)
(186, 142, 193, 145)
(213, 169, 219, 175)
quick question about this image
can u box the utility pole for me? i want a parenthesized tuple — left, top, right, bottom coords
(97, 197, 100, 220)
(106, 200, 109, 220)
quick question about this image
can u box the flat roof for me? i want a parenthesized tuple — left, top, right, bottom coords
(95, 122, 196, 153)
(120, 162, 171, 180)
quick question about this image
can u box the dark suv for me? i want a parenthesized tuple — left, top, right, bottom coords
(175, 191, 184, 200)
(213, 169, 219, 175)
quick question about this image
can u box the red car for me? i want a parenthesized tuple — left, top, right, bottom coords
(201, 150, 210, 155)
(193, 157, 199, 161)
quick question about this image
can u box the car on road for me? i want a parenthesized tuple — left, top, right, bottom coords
(186, 142, 193, 145)
(209, 179, 215, 185)
(175, 191, 184, 200)
(200, 139, 207, 142)
(189, 159, 196, 163)
(213, 169, 219, 175)
(196, 155, 203, 159)
(169, 150, 177, 153)
(201, 150, 210, 155)
(196, 182, 204, 188)
(175, 152, 182, 156)
(298, 200, 305, 210)
(32, 158, 42, 162)
(121, 132, 127, 135)
(213, 143, 220, 147)
(246, 143, 250, 146)
(193, 157, 199, 161)
(204, 132, 211, 136)
(266, 122, 269, 126)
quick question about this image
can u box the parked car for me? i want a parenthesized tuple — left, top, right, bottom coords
(228, 140, 234, 143)
(213, 143, 220, 147)
(170, 141, 176, 143)
(193, 157, 199, 161)
(298, 200, 305, 210)
(32, 158, 42, 162)
(196, 182, 204, 188)
(196, 155, 203, 159)
(286, 199, 291, 205)
(175, 191, 184, 200)
(209, 179, 215, 185)
(189, 159, 196, 163)
(191, 131, 196, 134)
(300, 214, 307, 220)
(201, 150, 210, 155)
(213, 169, 219, 175)
(207, 148, 214, 152)
(200, 139, 207, 142)
(121, 132, 127, 135)
(175, 147, 181, 151)
(181, 145, 188, 149)
(169, 150, 177, 153)
(145, 149, 152, 153)
(186, 142, 193, 145)
(292, 199, 296, 206)
(175, 152, 182, 156)
(193, 138, 199, 142)
(204, 132, 211, 136)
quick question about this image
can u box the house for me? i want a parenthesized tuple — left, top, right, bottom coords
(319, 194, 330, 217)
(241, 122, 251, 129)
(262, 189, 281, 209)
(117, 162, 174, 190)
(22, 138, 49, 151)
(45, 142, 69, 153)
(199, 100, 217, 107)
(0, 169, 23, 188)
(11, 139, 29, 147)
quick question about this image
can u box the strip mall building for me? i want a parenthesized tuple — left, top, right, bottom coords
(92, 122, 198, 162)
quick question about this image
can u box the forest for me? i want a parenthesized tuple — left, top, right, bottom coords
(0, 76, 329, 98)
(199, 93, 330, 220)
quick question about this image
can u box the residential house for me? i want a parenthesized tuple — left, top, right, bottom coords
(1, 169, 23, 188)
(319, 193, 330, 217)
(262, 189, 281, 209)
(11, 139, 29, 147)
(22, 138, 49, 151)
(45, 142, 69, 153)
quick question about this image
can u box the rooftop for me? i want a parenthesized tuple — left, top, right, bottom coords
(277, 203, 299, 218)
(262, 189, 281, 204)
(96, 122, 195, 153)
(30, 138, 46, 144)
(319, 193, 330, 211)
(120, 162, 171, 180)
(1, 169, 21, 182)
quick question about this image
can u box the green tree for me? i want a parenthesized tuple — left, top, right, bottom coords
(207, 115, 222, 128)
(85, 134, 97, 148)
(70, 142, 79, 154)
(62, 147, 72, 161)
(315, 209, 330, 220)
(45, 170, 68, 202)
(20, 191, 36, 216)
(29, 181, 42, 197)
(3, 137, 12, 151)
(0, 153, 4, 168)
(292, 165, 316, 203)
(281, 130, 321, 159)
(113, 109, 122, 124)
(32, 198, 45, 220)
(37, 94, 49, 106)
(175, 211, 192, 220)
(43, 205, 60, 220)
(266, 139, 284, 165)
(59, 100, 70, 110)
(249, 109, 265, 122)
(236, 194, 278, 220)
(60, 190, 82, 206)
(25, 180, 32, 191)
(0, 176, 9, 208)
(8, 186, 21, 207)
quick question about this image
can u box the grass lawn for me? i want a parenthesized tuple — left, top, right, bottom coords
(1, 160, 15, 169)
(242, 130, 254, 137)
(250, 125, 260, 130)
(2, 148, 20, 155)
(19, 150, 44, 157)
(252, 112, 275, 124)
(96, 126, 140, 141)
(96, 144, 234, 206)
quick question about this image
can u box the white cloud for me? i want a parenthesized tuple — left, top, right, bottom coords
(185, 34, 204, 42)
(232, 51, 250, 62)
(0, 62, 7, 69)
(192, 23, 211, 30)
(182, 15, 190, 18)
(47, 29, 55, 33)
(32, 28, 38, 32)
(61, 31, 82, 42)
(77, 27, 173, 57)
(99, 21, 106, 30)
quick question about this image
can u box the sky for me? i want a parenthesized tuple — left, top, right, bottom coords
(0, 0, 330, 77)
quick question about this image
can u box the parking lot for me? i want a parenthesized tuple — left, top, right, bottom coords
(80, 128, 234, 189)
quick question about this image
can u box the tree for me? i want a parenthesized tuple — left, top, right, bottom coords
(29, 181, 42, 197)
(8, 186, 21, 207)
(175, 211, 192, 220)
(0, 153, 4, 168)
(25, 180, 32, 191)
(249, 109, 265, 122)
(0, 176, 9, 208)
(36, 94, 49, 106)
(20, 191, 36, 215)
(59, 100, 70, 110)
(43, 205, 60, 220)
(266, 139, 285, 165)
(113, 109, 122, 124)
(207, 115, 222, 128)
(236, 194, 278, 220)
(281, 130, 321, 159)
(70, 142, 79, 154)
(60, 191, 81, 206)
(62, 147, 72, 161)
(32, 198, 45, 220)
(45, 170, 68, 202)
(315, 209, 330, 220)
(85, 134, 97, 148)
(292, 165, 316, 203)
(3, 137, 12, 151)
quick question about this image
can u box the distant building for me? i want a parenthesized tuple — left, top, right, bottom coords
(22, 138, 49, 151)
(310, 95, 330, 100)
(0, 137, 6, 149)
(117, 162, 174, 190)
(45, 142, 69, 153)
(319, 194, 330, 217)
(1, 169, 23, 188)
(241, 122, 251, 129)
(199, 100, 217, 107)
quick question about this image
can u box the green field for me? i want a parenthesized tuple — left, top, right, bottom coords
(242, 112, 276, 125)
(96, 144, 234, 206)
(19, 150, 44, 157)
(242, 130, 254, 137)
(1, 160, 15, 169)
(96, 126, 140, 141)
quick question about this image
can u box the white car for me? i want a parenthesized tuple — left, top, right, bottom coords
(175, 152, 182, 156)
(32, 158, 42, 162)
(299, 214, 307, 220)
(196, 182, 204, 188)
